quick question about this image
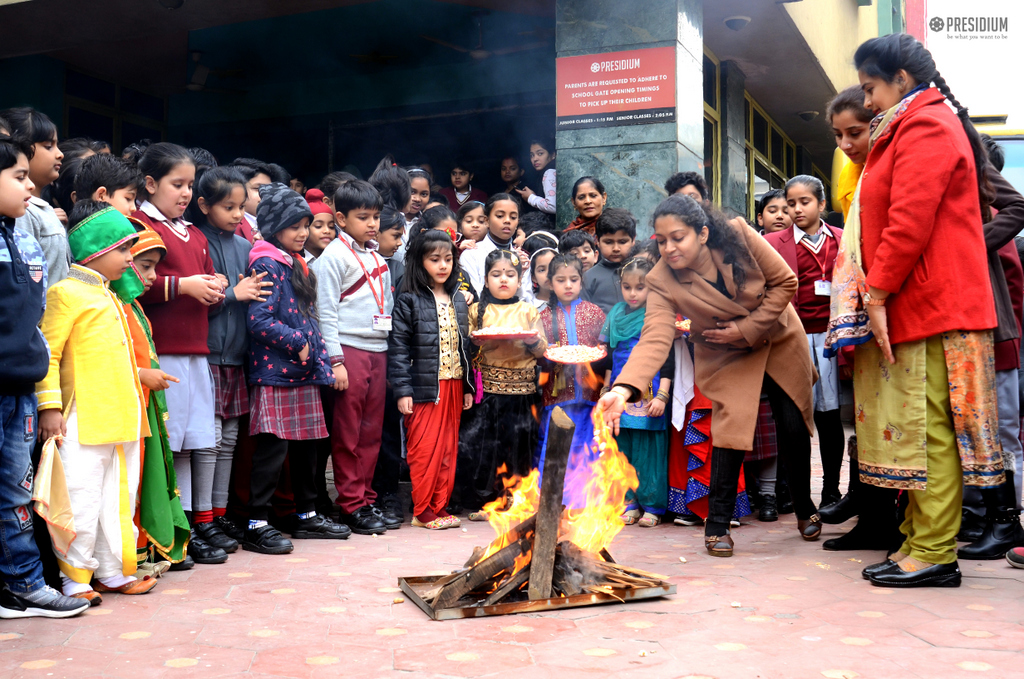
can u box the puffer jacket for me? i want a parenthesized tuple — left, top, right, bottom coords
(388, 288, 474, 403)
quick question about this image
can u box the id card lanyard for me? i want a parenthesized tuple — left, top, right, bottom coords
(339, 238, 391, 330)
(802, 224, 833, 296)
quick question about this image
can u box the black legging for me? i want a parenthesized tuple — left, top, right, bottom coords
(814, 409, 846, 495)
(707, 375, 816, 535)
(249, 434, 318, 521)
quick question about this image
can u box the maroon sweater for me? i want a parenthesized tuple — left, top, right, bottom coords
(439, 186, 488, 210)
(134, 207, 216, 355)
(793, 233, 837, 334)
(995, 241, 1023, 371)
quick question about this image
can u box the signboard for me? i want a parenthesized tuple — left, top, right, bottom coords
(556, 46, 676, 130)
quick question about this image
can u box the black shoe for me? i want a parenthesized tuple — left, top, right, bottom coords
(823, 519, 904, 552)
(242, 523, 294, 554)
(868, 560, 961, 588)
(0, 585, 90, 619)
(268, 513, 296, 535)
(376, 493, 405, 525)
(758, 494, 778, 522)
(776, 483, 795, 515)
(371, 504, 402, 530)
(957, 511, 1024, 560)
(291, 514, 351, 540)
(820, 488, 843, 510)
(189, 530, 229, 564)
(957, 510, 986, 543)
(214, 515, 245, 542)
(819, 493, 858, 524)
(194, 521, 239, 553)
(446, 503, 463, 516)
(861, 559, 897, 580)
(169, 554, 194, 571)
(340, 506, 388, 535)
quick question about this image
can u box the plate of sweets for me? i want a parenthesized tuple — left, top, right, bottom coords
(471, 326, 540, 342)
(544, 344, 607, 365)
(675, 318, 692, 336)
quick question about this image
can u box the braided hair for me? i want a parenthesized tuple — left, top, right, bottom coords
(854, 33, 993, 222)
(544, 253, 584, 343)
(477, 248, 523, 330)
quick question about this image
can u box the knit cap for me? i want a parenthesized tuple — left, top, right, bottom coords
(305, 188, 333, 217)
(257, 182, 313, 241)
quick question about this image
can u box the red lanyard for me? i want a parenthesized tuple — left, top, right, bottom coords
(800, 225, 833, 281)
(339, 238, 386, 314)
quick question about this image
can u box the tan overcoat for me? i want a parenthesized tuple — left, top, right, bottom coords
(613, 223, 816, 451)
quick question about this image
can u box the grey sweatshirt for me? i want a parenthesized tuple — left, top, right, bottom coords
(314, 231, 394, 359)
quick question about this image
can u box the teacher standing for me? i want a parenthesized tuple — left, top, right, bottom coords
(598, 195, 819, 557)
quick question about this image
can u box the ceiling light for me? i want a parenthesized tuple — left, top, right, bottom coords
(724, 16, 751, 31)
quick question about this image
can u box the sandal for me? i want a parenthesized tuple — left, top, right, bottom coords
(70, 590, 102, 607)
(798, 514, 822, 541)
(705, 533, 734, 557)
(411, 517, 447, 530)
(467, 511, 489, 522)
(440, 515, 461, 528)
(638, 512, 661, 528)
(621, 509, 642, 525)
(93, 576, 157, 595)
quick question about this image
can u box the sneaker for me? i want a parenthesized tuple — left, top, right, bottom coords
(0, 585, 90, 619)
(189, 530, 229, 564)
(214, 515, 245, 543)
(673, 513, 703, 527)
(242, 523, 294, 554)
(340, 505, 388, 535)
(1006, 546, 1024, 569)
(194, 521, 239, 553)
(291, 514, 351, 540)
(371, 504, 402, 530)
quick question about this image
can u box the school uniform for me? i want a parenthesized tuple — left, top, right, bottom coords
(583, 258, 624, 313)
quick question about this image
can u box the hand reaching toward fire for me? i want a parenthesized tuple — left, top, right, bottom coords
(597, 387, 629, 435)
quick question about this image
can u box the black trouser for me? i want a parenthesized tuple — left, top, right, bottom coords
(707, 376, 816, 535)
(814, 408, 845, 494)
(371, 384, 403, 498)
(249, 434, 318, 521)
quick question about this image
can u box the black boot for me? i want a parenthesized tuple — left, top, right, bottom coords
(820, 436, 860, 524)
(776, 479, 794, 515)
(823, 485, 902, 552)
(957, 509, 987, 543)
(758, 494, 778, 522)
(958, 470, 1024, 560)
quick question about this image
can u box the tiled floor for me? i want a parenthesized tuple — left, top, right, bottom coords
(4, 456, 1024, 678)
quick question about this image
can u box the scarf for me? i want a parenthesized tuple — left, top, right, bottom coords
(823, 88, 926, 358)
(605, 302, 647, 349)
(564, 214, 598, 235)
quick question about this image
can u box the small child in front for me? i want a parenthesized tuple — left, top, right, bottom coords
(37, 207, 155, 600)
(585, 208, 636, 313)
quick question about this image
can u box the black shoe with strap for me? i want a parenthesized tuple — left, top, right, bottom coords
(291, 514, 351, 540)
(214, 515, 245, 542)
(194, 521, 239, 553)
(372, 503, 402, 530)
(341, 505, 388, 535)
(189, 529, 229, 564)
(242, 523, 294, 554)
(957, 508, 1024, 560)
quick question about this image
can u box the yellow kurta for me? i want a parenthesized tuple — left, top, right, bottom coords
(468, 300, 548, 394)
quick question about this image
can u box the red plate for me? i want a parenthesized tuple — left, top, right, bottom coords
(471, 330, 539, 342)
(544, 345, 607, 364)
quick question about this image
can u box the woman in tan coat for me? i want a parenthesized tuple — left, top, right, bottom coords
(598, 195, 819, 556)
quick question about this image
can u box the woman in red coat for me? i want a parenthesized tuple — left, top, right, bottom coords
(841, 34, 1003, 588)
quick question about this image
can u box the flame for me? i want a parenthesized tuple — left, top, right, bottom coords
(476, 466, 540, 563)
(580, 361, 603, 393)
(538, 372, 550, 387)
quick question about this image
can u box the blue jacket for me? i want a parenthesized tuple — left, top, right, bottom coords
(1, 216, 49, 395)
(246, 241, 332, 387)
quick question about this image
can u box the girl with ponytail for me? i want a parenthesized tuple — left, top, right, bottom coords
(840, 33, 1002, 587)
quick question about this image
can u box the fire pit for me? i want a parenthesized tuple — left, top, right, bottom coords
(399, 407, 676, 620)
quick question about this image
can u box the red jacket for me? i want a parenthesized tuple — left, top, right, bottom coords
(860, 88, 995, 345)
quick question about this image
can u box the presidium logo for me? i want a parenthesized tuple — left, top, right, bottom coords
(930, 15, 1009, 38)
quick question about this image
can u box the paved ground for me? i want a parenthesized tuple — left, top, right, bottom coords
(3, 453, 1024, 679)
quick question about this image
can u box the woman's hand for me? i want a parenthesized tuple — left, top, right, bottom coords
(139, 368, 180, 392)
(397, 396, 413, 415)
(233, 271, 272, 302)
(647, 397, 666, 418)
(867, 303, 895, 364)
(597, 388, 627, 435)
(39, 409, 66, 444)
(702, 321, 743, 344)
(463, 393, 474, 410)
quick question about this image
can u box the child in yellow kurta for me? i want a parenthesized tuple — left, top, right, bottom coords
(36, 207, 154, 602)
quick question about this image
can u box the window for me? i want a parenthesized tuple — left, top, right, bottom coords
(63, 70, 166, 151)
(702, 47, 721, 205)
(744, 94, 804, 217)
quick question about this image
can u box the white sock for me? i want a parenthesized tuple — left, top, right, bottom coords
(61, 575, 93, 596)
(97, 573, 136, 589)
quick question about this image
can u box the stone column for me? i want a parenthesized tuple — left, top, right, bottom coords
(718, 60, 747, 217)
(555, 0, 704, 237)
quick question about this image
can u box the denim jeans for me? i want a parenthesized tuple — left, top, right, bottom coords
(0, 394, 46, 593)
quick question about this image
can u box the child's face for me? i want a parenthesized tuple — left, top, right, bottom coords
(409, 177, 431, 215)
(621, 271, 649, 310)
(289, 178, 305, 194)
(758, 197, 792, 233)
(513, 227, 526, 249)
(451, 168, 471, 191)
(568, 244, 598, 271)
(0, 154, 35, 218)
(199, 185, 246, 233)
(306, 213, 336, 258)
(376, 226, 404, 257)
(460, 206, 487, 241)
(831, 109, 870, 165)
(336, 207, 381, 247)
(133, 250, 163, 292)
(655, 215, 708, 271)
(786, 184, 824, 230)
(29, 135, 63, 188)
(550, 263, 582, 305)
(86, 241, 133, 281)
(598, 230, 634, 264)
(244, 172, 272, 216)
(500, 158, 523, 186)
(423, 244, 454, 289)
(94, 186, 138, 217)
(275, 219, 309, 253)
(571, 181, 606, 221)
(145, 161, 195, 220)
(529, 144, 553, 171)
(487, 199, 519, 242)
(485, 259, 520, 300)
(532, 251, 555, 294)
(673, 184, 704, 202)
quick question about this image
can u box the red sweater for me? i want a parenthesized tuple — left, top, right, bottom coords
(763, 223, 841, 334)
(134, 207, 216, 355)
(860, 88, 995, 344)
(995, 242, 1023, 371)
(439, 186, 488, 210)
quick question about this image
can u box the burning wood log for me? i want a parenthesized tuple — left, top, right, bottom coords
(432, 537, 530, 611)
(529, 406, 575, 600)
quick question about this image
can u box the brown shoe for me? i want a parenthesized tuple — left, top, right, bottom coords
(93, 576, 157, 595)
(798, 514, 822, 541)
(70, 590, 102, 607)
(705, 533, 734, 557)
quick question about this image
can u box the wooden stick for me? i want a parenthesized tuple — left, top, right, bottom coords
(529, 407, 575, 601)
(433, 538, 528, 611)
(483, 566, 531, 606)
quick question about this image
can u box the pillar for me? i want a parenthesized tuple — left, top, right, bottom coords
(554, 0, 704, 237)
(718, 61, 747, 217)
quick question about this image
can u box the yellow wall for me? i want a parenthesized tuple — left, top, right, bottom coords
(784, 0, 879, 91)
